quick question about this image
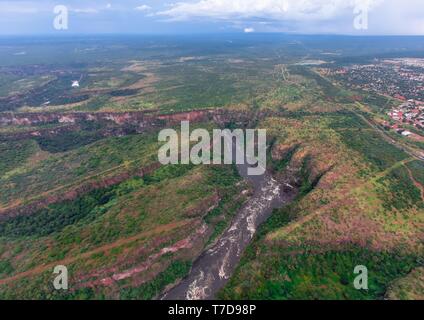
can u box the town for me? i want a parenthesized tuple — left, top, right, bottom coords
(321, 58, 424, 102)
(320, 58, 424, 142)
(384, 99, 424, 140)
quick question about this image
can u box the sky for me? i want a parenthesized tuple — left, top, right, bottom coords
(0, 0, 423, 35)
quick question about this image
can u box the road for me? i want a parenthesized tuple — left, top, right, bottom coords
(353, 105, 424, 162)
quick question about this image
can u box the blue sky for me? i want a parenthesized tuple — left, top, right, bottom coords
(0, 0, 423, 35)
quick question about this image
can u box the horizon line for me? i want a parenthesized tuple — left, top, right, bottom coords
(0, 32, 424, 38)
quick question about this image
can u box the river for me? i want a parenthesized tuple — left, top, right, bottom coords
(162, 137, 297, 300)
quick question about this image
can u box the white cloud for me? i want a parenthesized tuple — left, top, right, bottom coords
(0, 2, 39, 14)
(368, 0, 424, 35)
(71, 8, 99, 14)
(135, 4, 152, 12)
(244, 27, 255, 33)
(158, 0, 384, 21)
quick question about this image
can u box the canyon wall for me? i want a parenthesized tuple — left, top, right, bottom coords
(0, 109, 257, 141)
(0, 109, 257, 220)
(0, 110, 213, 126)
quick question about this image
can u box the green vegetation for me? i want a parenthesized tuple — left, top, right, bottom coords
(220, 244, 420, 300)
(406, 161, 424, 186)
(220, 199, 422, 300)
(377, 166, 423, 211)
(0, 162, 243, 299)
(385, 267, 424, 300)
(0, 133, 160, 207)
(76, 96, 111, 111)
(0, 261, 14, 277)
(290, 66, 353, 103)
(0, 164, 212, 239)
(0, 179, 142, 238)
(36, 131, 105, 153)
(329, 113, 408, 170)
(35, 121, 131, 153)
(268, 137, 299, 173)
(0, 140, 38, 173)
(120, 261, 192, 300)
